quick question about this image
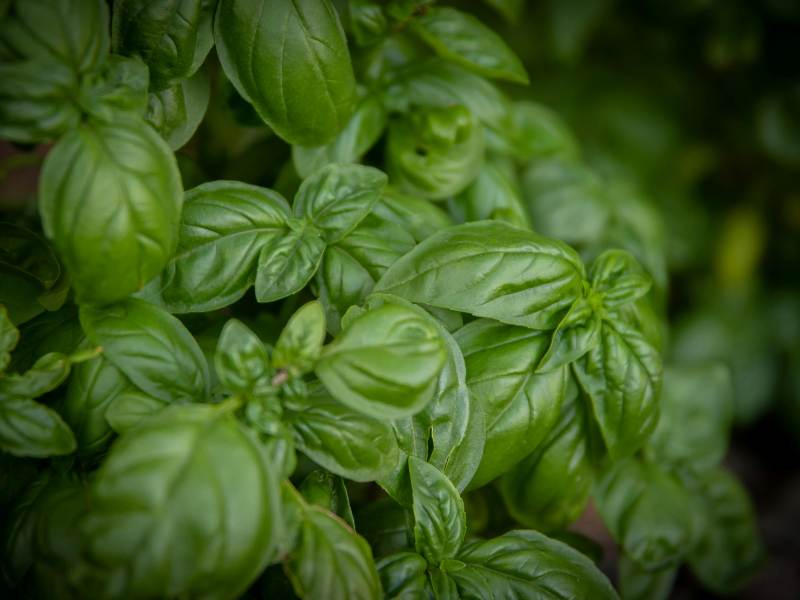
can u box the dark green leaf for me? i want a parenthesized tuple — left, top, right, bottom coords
(111, 0, 215, 90)
(293, 164, 388, 243)
(0, 351, 72, 398)
(214, 319, 271, 396)
(0, 305, 20, 372)
(39, 114, 183, 304)
(376, 552, 428, 600)
(411, 7, 528, 83)
(80, 54, 150, 121)
(104, 390, 167, 434)
(536, 296, 601, 373)
(316, 300, 446, 419)
(80, 298, 209, 404)
(82, 403, 282, 599)
(375, 221, 586, 330)
(215, 0, 356, 145)
(0, 396, 76, 457)
(376, 187, 452, 243)
(452, 159, 529, 228)
(146, 66, 210, 150)
(619, 554, 677, 600)
(589, 249, 652, 308)
(409, 456, 466, 564)
(298, 469, 355, 529)
(159, 180, 291, 313)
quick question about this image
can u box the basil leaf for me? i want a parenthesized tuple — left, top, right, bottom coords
(284, 384, 399, 482)
(411, 7, 528, 84)
(79, 54, 150, 121)
(619, 554, 677, 600)
(39, 114, 182, 305)
(536, 296, 601, 373)
(146, 66, 210, 150)
(377, 552, 428, 600)
(0, 396, 76, 457)
(0, 305, 20, 372)
(0, 352, 71, 398)
(594, 458, 695, 571)
(0, 0, 109, 73)
(0, 59, 80, 143)
(376, 221, 585, 330)
(429, 567, 460, 599)
(61, 355, 130, 456)
(285, 494, 381, 600)
(450, 530, 619, 600)
(316, 300, 446, 419)
(10, 306, 82, 374)
(589, 249, 652, 308)
(377, 187, 453, 243)
(522, 156, 610, 246)
(298, 469, 355, 529)
(273, 301, 326, 375)
(80, 298, 210, 404)
(455, 319, 566, 488)
(409, 456, 466, 564)
(214, 319, 271, 397)
(104, 390, 167, 434)
(254, 223, 327, 303)
(687, 468, 765, 594)
(356, 497, 413, 560)
(293, 164, 388, 244)
(82, 403, 281, 599)
(499, 398, 595, 532)
(574, 317, 662, 458)
(215, 0, 357, 146)
(159, 180, 291, 313)
(315, 245, 376, 336)
(293, 92, 387, 179)
(452, 159, 529, 228)
(646, 364, 734, 473)
(386, 104, 485, 200)
(111, 0, 214, 91)
(499, 100, 580, 162)
(385, 59, 509, 131)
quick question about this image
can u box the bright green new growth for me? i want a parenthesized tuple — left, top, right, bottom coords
(0, 1, 768, 599)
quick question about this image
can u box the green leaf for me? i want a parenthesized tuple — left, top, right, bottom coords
(376, 552, 428, 600)
(293, 92, 388, 179)
(0, 0, 109, 73)
(82, 403, 282, 599)
(411, 7, 528, 84)
(316, 300, 446, 419)
(273, 301, 326, 375)
(594, 458, 695, 571)
(536, 296, 601, 373)
(499, 397, 595, 532)
(0, 59, 80, 143)
(450, 530, 619, 600)
(429, 567, 460, 599)
(687, 468, 765, 594)
(647, 364, 733, 473)
(9, 306, 82, 374)
(522, 156, 610, 246)
(38, 114, 183, 305)
(215, 319, 272, 396)
(104, 390, 167, 434)
(293, 164, 388, 244)
(159, 180, 291, 313)
(285, 494, 381, 600)
(495, 100, 579, 161)
(355, 497, 413, 560)
(455, 319, 566, 488)
(589, 249, 652, 308)
(146, 66, 210, 150)
(574, 317, 662, 458)
(298, 469, 355, 529)
(452, 159, 529, 228)
(80, 54, 150, 121)
(384, 59, 510, 131)
(619, 555, 677, 600)
(255, 223, 327, 303)
(215, 0, 357, 146)
(111, 0, 215, 90)
(0, 305, 20, 373)
(376, 221, 585, 331)
(409, 456, 466, 564)
(79, 298, 209, 404)
(386, 104, 485, 200)
(0, 352, 71, 398)
(0, 396, 76, 457)
(284, 384, 399, 482)
(377, 187, 453, 243)
(60, 354, 130, 455)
